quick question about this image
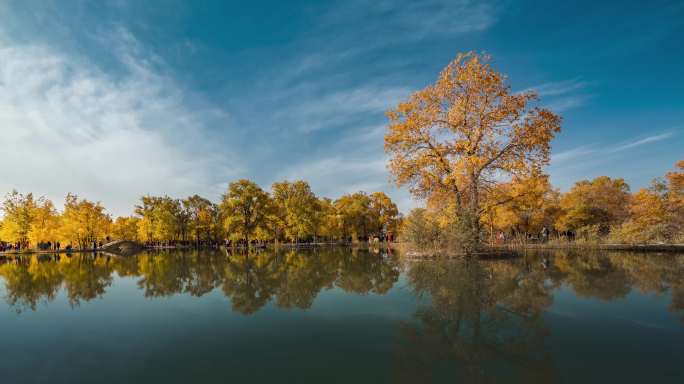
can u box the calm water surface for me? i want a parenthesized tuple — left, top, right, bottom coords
(1, 248, 683, 383)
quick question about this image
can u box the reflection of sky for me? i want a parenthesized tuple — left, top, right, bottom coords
(550, 284, 682, 333)
(1, 1, 683, 215)
(545, 285, 683, 382)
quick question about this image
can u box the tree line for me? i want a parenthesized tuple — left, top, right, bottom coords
(385, 51, 683, 250)
(0, 179, 400, 250)
(402, 161, 684, 248)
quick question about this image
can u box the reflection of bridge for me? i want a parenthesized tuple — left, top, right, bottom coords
(99, 240, 144, 256)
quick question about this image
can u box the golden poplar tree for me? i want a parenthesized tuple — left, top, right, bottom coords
(60, 193, 112, 248)
(219, 179, 272, 246)
(385, 52, 561, 245)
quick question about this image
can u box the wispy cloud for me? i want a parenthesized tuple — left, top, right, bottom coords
(552, 131, 676, 166)
(522, 78, 588, 97)
(321, 0, 499, 43)
(0, 32, 240, 216)
(551, 145, 596, 164)
(609, 131, 674, 152)
(276, 86, 410, 133)
(546, 95, 592, 112)
(522, 78, 591, 112)
(275, 155, 387, 196)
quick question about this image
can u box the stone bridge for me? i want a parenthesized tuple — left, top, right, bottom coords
(99, 240, 145, 256)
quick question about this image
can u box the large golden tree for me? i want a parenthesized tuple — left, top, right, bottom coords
(385, 52, 561, 244)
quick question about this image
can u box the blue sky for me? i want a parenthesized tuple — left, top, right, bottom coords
(0, 0, 682, 216)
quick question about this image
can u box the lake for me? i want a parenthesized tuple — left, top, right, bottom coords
(1, 248, 683, 383)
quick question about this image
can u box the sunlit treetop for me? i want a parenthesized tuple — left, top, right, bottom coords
(385, 52, 561, 210)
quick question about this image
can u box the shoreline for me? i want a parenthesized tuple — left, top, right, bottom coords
(3, 242, 682, 259)
(491, 243, 684, 253)
(0, 241, 394, 257)
(399, 242, 684, 260)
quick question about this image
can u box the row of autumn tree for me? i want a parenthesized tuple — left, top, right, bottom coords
(0, 179, 400, 249)
(383, 51, 683, 250)
(403, 160, 684, 247)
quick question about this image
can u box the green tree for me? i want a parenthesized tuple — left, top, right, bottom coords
(135, 196, 185, 242)
(220, 179, 272, 245)
(271, 180, 320, 243)
(183, 195, 217, 243)
(316, 197, 341, 242)
(334, 192, 372, 242)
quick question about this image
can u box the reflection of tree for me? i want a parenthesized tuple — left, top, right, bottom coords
(0, 256, 62, 312)
(137, 250, 227, 297)
(222, 252, 282, 314)
(672, 285, 684, 324)
(553, 251, 630, 300)
(0, 248, 402, 314)
(606, 252, 684, 323)
(396, 259, 556, 383)
(221, 247, 401, 313)
(4, 249, 681, 324)
(60, 254, 114, 307)
(274, 250, 337, 309)
(335, 248, 401, 294)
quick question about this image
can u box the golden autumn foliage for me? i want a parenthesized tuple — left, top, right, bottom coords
(111, 216, 140, 241)
(666, 160, 684, 207)
(555, 176, 630, 233)
(402, 159, 684, 247)
(219, 179, 273, 244)
(0, 191, 39, 246)
(1, 180, 401, 250)
(610, 160, 684, 243)
(485, 172, 560, 238)
(60, 193, 111, 249)
(271, 180, 320, 243)
(386, 52, 561, 246)
(369, 192, 400, 236)
(29, 199, 61, 246)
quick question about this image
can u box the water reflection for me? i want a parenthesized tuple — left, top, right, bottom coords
(2, 249, 683, 382)
(394, 252, 684, 383)
(0, 247, 401, 314)
(397, 257, 557, 383)
(1, 249, 683, 320)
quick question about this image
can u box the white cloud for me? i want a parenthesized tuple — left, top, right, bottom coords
(276, 86, 410, 133)
(552, 131, 675, 164)
(546, 95, 591, 112)
(609, 131, 674, 152)
(0, 35, 240, 216)
(323, 0, 498, 43)
(521, 78, 591, 112)
(522, 78, 588, 97)
(549, 131, 678, 189)
(551, 145, 596, 164)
